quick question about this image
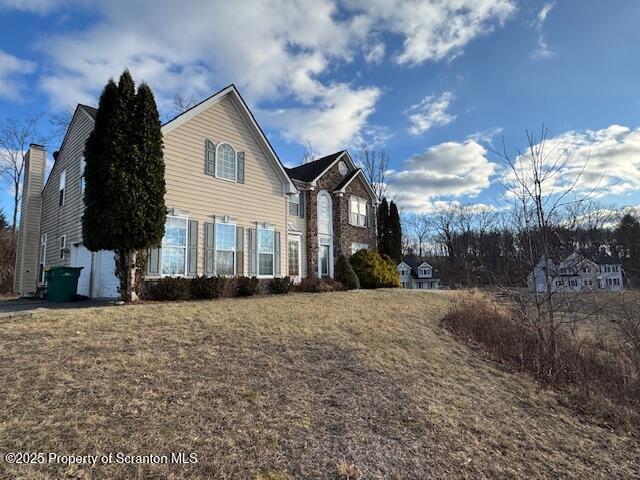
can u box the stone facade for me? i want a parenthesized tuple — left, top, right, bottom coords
(304, 161, 377, 278)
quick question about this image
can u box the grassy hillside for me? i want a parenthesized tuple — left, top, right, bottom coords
(1, 290, 638, 479)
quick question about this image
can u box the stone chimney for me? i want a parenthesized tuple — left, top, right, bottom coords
(14, 144, 46, 297)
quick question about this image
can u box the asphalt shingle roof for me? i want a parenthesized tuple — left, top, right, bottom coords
(285, 151, 345, 182)
(333, 168, 361, 191)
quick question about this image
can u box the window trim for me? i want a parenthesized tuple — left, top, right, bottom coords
(215, 142, 237, 182)
(349, 195, 368, 227)
(79, 157, 86, 195)
(160, 215, 189, 277)
(317, 190, 333, 235)
(288, 192, 300, 217)
(287, 236, 301, 278)
(257, 227, 275, 278)
(215, 221, 236, 277)
(59, 235, 66, 259)
(59, 169, 66, 207)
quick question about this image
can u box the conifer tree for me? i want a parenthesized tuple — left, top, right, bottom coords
(377, 197, 389, 255)
(83, 70, 166, 301)
(388, 201, 403, 262)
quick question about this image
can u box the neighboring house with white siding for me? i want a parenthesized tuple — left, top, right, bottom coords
(527, 252, 624, 293)
(14, 84, 378, 298)
(397, 256, 440, 290)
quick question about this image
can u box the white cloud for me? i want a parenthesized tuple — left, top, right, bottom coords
(468, 127, 504, 144)
(364, 42, 385, 64)
(346, 0, 516, 65)
(502, 125, 640, 200)
(531, 2, 555, 59)
(388, 140, 498, 213)
(1, 0, 518, 151)
(407, 91, 456, 135)
(262, 83, 380, 155)
(0, 0, 66, 13)
(0, 50, 36, 99)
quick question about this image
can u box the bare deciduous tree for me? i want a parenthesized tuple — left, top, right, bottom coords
(49, 106, 75, 147)
(496, 126, 601, 376)
(170, 93, 199, 118)
(404, 213, 432, 257)
(357, 147, 389, 201)
(0, 114, 49, 230)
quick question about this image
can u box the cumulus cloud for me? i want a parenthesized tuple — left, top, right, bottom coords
(0, 50, 36, 99)
(345, 0, 516, 65)
(407, 92, 456, 135)
(388, 140, 498, 213)
(261, 83, 381, 154)
(2, 0, 518, 150)
(503, 125, 640, 198)
(531, 2, 555, 60)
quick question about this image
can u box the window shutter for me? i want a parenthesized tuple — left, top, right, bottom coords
(147, 247, 160, 276)
(366, 204, 371, 228)
(205, 140, 216, 176)
(188, 220, 198, 276)
(204, 222, 215, 276)
(299, 192, 305, 218)
(237, 151, 245, 183)
(248, 228, 257, 276)
(236, 226, 244, 276)
(274, 231, 281, 276)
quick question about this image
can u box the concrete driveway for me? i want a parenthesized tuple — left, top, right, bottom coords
(0, 298, 113, 319)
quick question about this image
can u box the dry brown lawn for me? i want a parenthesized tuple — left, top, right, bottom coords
(0, 289, 638, 479)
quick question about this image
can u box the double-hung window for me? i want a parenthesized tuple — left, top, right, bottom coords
(59, 235, 66, 259)
(216, 143, 236, 181)
(161, 216, 188, 276)
(257, 228, 275, 276)
(349, 196, 367, 227)
(289, 192, 300, 216)
(39, 234, 47, 283)
(215, 222, 236, 276)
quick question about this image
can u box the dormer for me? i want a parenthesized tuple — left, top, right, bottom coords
(417, 262, 433, 278)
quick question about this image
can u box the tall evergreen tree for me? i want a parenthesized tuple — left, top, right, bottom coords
(388, 201, 403, 262)
(377, 197, 389, 255)
(83, 70, 166, 301)
(615, 213, 640, 283)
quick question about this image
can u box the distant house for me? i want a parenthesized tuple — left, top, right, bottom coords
(398, 257, 440, 290)
(527, 252, 624, 293)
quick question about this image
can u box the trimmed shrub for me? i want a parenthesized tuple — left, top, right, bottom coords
(349, 249, 399, 289)
(298, 277, 345, 293)
(237, 276, 260, 297)
(335, 255, 360, 290)
(190, 275, 226, 299)
(146, 277, 190, 301)
(270, 276, 293, 294)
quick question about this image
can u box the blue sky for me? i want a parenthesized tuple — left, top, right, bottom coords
(1, 0, 640, 218)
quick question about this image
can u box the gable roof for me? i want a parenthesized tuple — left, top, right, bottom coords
(161, 84, 297, 194)
(79, 104, 97, 119)
(400, 256, 432, 269)
(285, 151, 346, 183)
(333, 168, 378, 202)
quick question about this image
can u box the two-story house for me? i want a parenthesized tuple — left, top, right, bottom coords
(527, 252, 624, 293)
(14, 85, 378, 298)
(285, 151, 378, 279)
(397, 256, 440, 289)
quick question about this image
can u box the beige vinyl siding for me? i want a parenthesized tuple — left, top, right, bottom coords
(40, 109, 94, 270)
(162, 95, 288, 276)
(14, 146, 46, 295)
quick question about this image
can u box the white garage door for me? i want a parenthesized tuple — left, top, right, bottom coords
(70, 244, 92, 297)
(95, 250, 119, 298)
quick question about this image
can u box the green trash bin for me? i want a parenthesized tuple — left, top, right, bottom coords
(45, 266, 84, 303)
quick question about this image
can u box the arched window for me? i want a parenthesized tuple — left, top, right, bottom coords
(216, 143, 236, 181)
(317, 191, 332, 235)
